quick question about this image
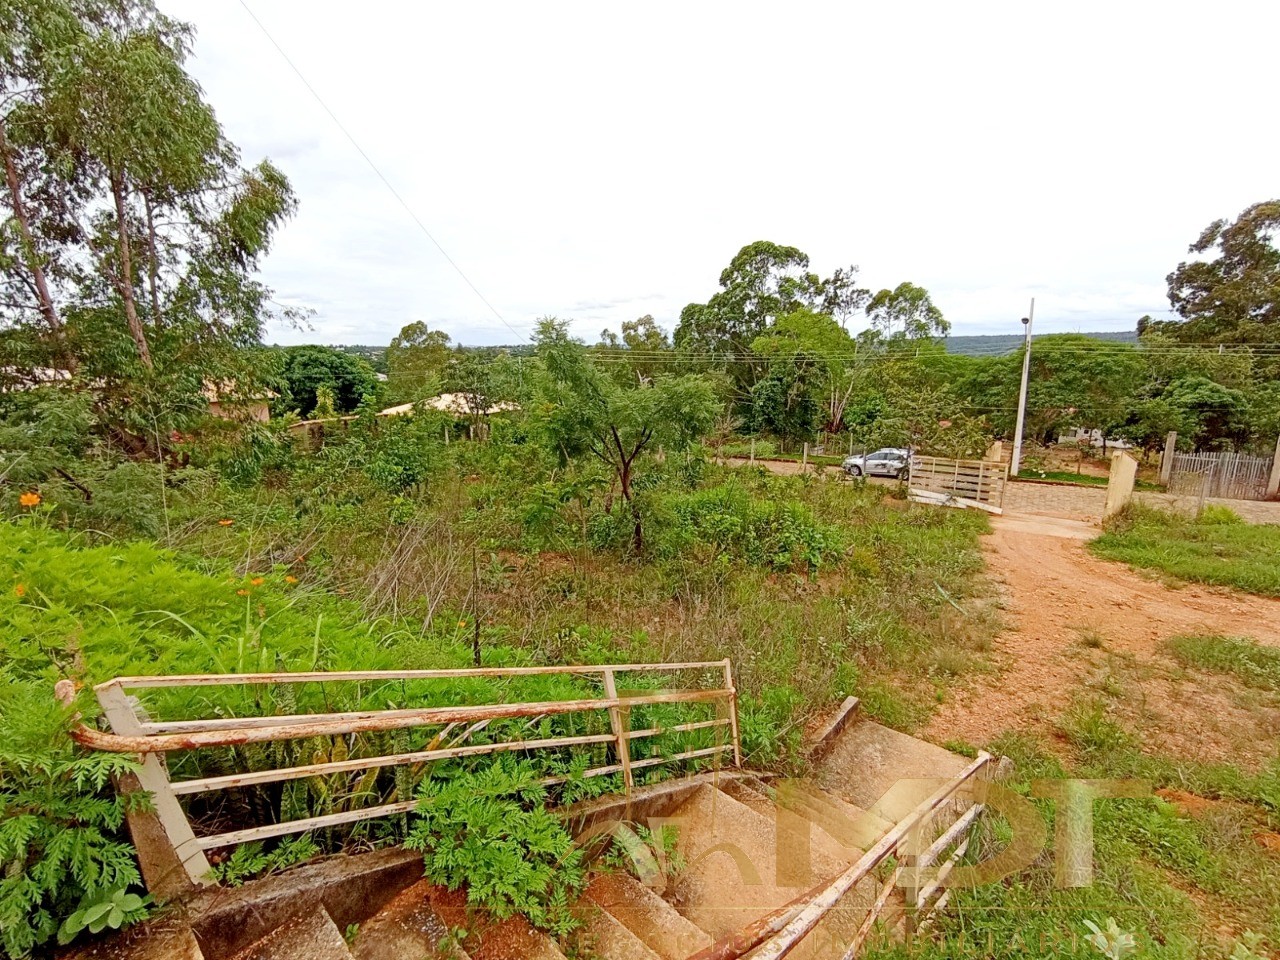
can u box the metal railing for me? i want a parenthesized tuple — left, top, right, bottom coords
(71, 661, 742, 892)
(688, 751, 994, 960)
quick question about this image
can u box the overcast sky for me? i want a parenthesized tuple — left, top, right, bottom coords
(161, 1, 1279, 347)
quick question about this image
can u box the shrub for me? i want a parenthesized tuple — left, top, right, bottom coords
(0, 684, 146, 959)
(405, 758, 584, 935)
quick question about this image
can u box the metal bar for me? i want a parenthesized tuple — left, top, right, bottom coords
(170, 732, 619, 795)
(625, 718, 729, 740)
(916, 803, 984, 868)
(915, 833, 973, 913)
(195, 799, 420, 850)
(837, 863, 903, 960)
(603, 668, 634, 795)
(746, 753, 991, 960)
(538, 745, 732, 786)
(72, 689, 730, 754)
(723, 660, 743, 768)
(103, 660, 731, 691)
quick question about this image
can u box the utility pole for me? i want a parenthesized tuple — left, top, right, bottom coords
(1010, 298, 1035, 477)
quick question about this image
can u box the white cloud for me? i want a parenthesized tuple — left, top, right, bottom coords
(162, 0, 1279, 346)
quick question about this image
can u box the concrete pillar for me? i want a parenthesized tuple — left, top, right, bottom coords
(1159, 431, 1177, 485)
(1268, 435, 1280, 497)
(1104, 452, 1139, 517)
(984, 440, 1004, 463)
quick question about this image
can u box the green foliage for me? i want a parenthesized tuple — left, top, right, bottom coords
(0, 683, 145, 959)
(1166, 635, 1280, 691)
(653, 482, 841, 574)
(405, 758, 584, 935)
(208, 836, 321, 887)
(277, 345, 380, 417)
(1092, 504, 1280, 597)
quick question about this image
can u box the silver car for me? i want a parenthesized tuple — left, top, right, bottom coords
(843, 447, 910, 479)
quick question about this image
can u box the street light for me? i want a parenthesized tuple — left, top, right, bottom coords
(1010, 299, 1035, 477)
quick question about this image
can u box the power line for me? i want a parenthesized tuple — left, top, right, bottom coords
(235, 0, 528, 343)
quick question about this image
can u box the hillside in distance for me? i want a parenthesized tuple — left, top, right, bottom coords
(944, 330, 1138, 356)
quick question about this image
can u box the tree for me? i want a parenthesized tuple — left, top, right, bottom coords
(1161, 376, 1251, 450)
(278, 346, 378, 417)
(1163, 200, 1280, 347)
(385, 321, 451, 402)
(750, 307, 862, 434)
(866, 283, 949, 342)
(0, 0, 296, 446)
(596, 314, 672, 384)
(534, 318, 719, 552)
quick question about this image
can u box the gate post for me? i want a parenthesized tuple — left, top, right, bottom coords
(1104, 452, 1138, 518)
(96, 684, 214, 896)
(1159, 432, 1177, 485)
(1268, 436, 1280, 498)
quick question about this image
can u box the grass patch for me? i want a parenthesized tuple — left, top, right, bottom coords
(1167, 636, 1280, 691)
(1016, 469, 1162, 491)
(1090, 503, 1280, 597)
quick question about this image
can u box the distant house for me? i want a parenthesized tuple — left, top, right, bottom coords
(201, 382, 276, 423)
(1057, 427, 1132, 451)
(377, 393, 519, 418)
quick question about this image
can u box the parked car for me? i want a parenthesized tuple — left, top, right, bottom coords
(843, 447, 911, 479)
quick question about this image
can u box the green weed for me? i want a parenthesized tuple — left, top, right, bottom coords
(1167, 636, 1280, 691)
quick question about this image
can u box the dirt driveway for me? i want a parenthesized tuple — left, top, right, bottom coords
(924, 514, 1280, 766)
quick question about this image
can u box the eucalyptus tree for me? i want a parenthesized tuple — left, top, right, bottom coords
(0, 0, 297, 442)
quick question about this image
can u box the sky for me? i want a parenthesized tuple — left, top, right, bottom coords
(161, 1, 1280, 347)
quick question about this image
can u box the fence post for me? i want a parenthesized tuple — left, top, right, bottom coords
(750, 438, 756, 464)
(1159, 432, 1177, 485)
(602, 668, 634, 797)
(722, 659, 743, 768)
(96, 684, 213, 896)
(802, 443, 808, 470)
(1268, 436, 1280, 498)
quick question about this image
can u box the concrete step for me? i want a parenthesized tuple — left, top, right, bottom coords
(813, 719, 969, 814)
(721, 778, 890, 855)
(59, 917, 204, 960)
(351, 879, 469, 960)
(586, 873, 712, 960)
(467, 916, 567, 960)
(664, 786, 850, 941)
(581, 908, 664, 960)
(228, 906, 353, 960)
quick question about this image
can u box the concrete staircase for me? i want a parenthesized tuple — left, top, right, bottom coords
(63, 716, 975, 960)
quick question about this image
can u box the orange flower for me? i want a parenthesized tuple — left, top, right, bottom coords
(19, 491, 41, 508)
(250, 577, 264, 586)
(14, 584, 26, 598)
(458, 620, 467, 628)
(218, 519, 234, 526)
(236, 588, 249, 596)
(284, 575, 298, 584)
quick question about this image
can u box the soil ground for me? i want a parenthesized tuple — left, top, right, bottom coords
(924, 514, 1280, 767)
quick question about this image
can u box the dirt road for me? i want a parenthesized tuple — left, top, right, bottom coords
(924, 514, 1280, 765)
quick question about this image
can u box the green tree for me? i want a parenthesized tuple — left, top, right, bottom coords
(278, 345, 378, 417)
(751, 307, 862, 434)
(865, 282, 949, 342)
(385, 322, 451, 402)
(0, 0, 296, 447)
(1162, 376, 1251, 450)
(596, 314, 672, 383)
(1163, 200, 1280, 348)
(533, 319, 719, 551)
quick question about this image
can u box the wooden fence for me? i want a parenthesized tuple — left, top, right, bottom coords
(1168, 451, 1273, 501)
(70, 661, 742, 893)
(908, 456, 1007, 514)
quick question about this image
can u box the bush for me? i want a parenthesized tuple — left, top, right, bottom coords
(0, 684, 146, 959)
(405, 758, 584, 935)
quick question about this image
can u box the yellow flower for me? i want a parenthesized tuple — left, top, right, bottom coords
(218, 519, 234, 527)
(14, 584, 26, 598)
(250, 577, 264, 586)
(19, 491, 41, 508)
(458, 620, 467, 628)
(236, 588, 249, 596)
(284, 575, 298, 584)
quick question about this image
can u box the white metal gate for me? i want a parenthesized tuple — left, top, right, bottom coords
(908, 456, 1007, 514)
(1168, 451, 1273, 501)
